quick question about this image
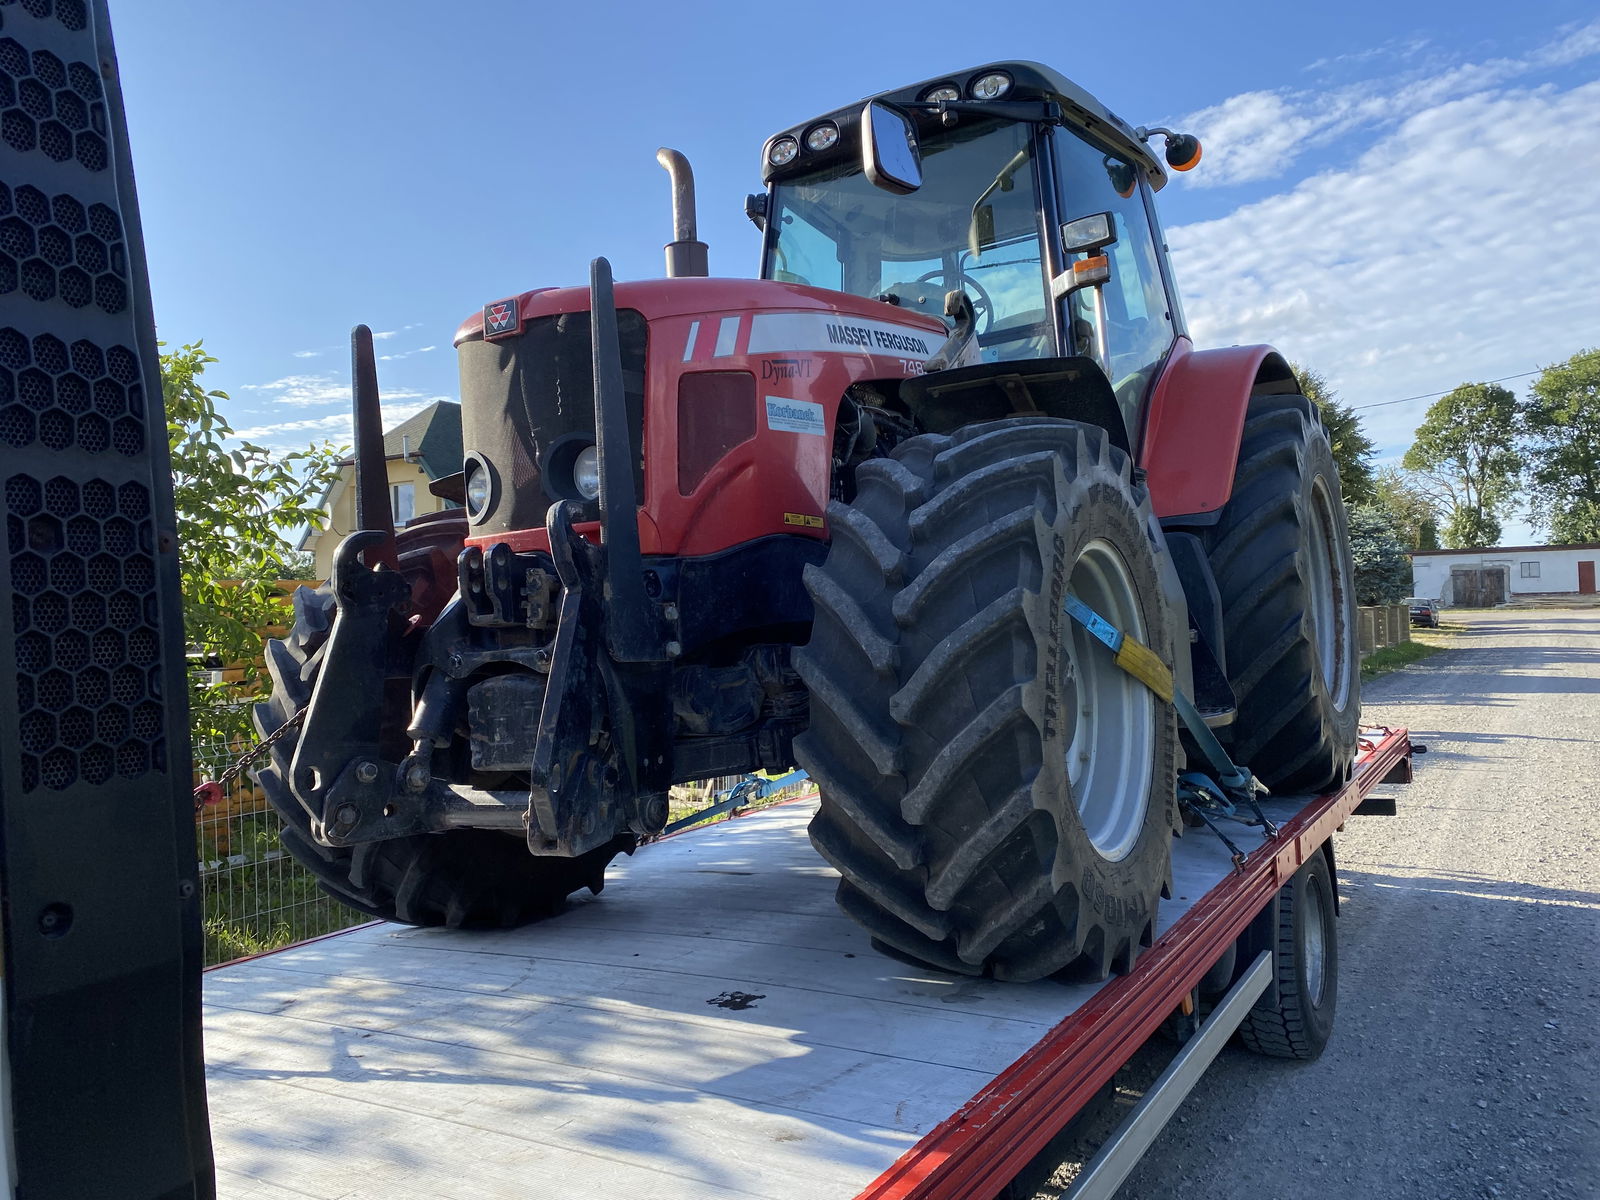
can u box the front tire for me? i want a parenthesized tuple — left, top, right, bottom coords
(1205, 394, 1360, 794)
(796, 418, 1180, 982)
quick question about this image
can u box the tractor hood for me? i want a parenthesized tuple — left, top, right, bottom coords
(454, 276, 945, 350)
(452, 275, 946, 557)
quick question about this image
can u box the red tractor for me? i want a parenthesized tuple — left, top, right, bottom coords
(256, 62, 1359, 982)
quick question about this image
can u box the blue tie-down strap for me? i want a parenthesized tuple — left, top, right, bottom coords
(1064, 593, 1275, 840)
(661, 769, 811, 837)
(1178, 771, 1236, 816)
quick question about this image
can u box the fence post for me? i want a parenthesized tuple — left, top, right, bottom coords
(1359, 607, 1377, 656)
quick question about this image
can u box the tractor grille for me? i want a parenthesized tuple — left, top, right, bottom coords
(457, 308, 648, 536)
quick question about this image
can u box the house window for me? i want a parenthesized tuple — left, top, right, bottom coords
(1520, 561, 1540, 579)
(391, 483, 415, 525)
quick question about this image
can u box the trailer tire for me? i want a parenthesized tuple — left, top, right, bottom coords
(1239, 850, 1338, 1060)
(796, 417, 1180, 982)
(252, 572, 627, 931)
(1205, 394, 1359, 794)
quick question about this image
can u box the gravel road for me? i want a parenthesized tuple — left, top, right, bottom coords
(1033, 608, 1600, 1200)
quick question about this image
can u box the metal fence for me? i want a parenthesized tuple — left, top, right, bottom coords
(1357, 602, 1412, 658)
(194, 741, 367, 966)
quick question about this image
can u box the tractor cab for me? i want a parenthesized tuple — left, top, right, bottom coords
(754, 62, 1199, 446)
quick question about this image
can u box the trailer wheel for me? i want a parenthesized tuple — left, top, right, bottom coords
(796, 417, 1180, 982)
(252, 561, 628, 930)
(1205, 394, 1359, 794)
(1239, 850, 1338, 1060)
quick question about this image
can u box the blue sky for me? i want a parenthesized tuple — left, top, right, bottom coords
(114, 2, 1599, 537)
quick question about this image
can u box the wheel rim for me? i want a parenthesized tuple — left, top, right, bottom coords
(1306, 478, 1351, 710)
(1063, 539, 1157, 862)
(1303, 880, 1328, 1007)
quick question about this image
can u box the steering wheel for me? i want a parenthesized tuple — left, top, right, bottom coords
(914, 269, 995, 338)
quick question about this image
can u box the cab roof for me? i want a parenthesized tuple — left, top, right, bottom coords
(761, 61, 1167, 190)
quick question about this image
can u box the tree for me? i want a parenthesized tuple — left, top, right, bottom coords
(1401, 382, 1521, 548)
(1521, 348, 1600, 544)
(1346, 505, 1413, 605)
(1372, 466, 1440, 550)
(1291, 362, 1376, 507)
(165, 343, 342, 746)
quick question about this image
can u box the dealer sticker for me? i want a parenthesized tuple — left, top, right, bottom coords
(765, 395, 826, 436)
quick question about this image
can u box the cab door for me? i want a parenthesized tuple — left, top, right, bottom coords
(1051, 127, 1182, 449)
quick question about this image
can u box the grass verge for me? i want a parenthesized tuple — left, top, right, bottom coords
(1361, 638, 1444, 681)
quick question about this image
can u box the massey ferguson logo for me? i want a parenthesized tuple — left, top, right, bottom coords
(761, 357, 814, 381)
(483, 299, 521, 339)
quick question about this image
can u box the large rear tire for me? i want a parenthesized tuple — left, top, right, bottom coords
(796, 418, 1180, 982)
(1205, 395, 1360, 794)
(252, 541, 627, 930)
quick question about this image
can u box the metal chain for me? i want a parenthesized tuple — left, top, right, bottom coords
(192, 705, 307, 814)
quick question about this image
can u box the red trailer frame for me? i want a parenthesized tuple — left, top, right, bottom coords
(863, 725, 1412, 1199)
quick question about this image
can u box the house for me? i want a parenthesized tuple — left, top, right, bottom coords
(300, 401, 462, 580)
(1410, 543, 1600, 607)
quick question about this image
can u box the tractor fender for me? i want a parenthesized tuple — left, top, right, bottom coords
(1138, 338, 1297, 521)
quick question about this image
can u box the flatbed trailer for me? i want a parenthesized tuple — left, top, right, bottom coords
(203, 727, 1412, 1200)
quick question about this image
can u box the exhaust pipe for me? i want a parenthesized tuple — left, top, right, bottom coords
(656, 147, 709, 278)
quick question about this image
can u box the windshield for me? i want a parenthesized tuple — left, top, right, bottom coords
(763, 119, 1051, 364)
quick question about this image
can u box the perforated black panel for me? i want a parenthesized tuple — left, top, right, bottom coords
(0, 0, 214, 1194)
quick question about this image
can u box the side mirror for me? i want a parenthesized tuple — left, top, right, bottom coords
(1062, 212, 1116, 254)
(862, 102, 923, 194)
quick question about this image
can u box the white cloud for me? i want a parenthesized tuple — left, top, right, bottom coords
(239, 373, 350, 406)
(1169, 79, 1600, 458)
(379, 345, 438, 362)
(291, 349, 320, 359)
(372, 330, 397, 340)
(1175, 20, 1600, 186)
(1306, 36, 1431, 75)
(233, 398, 444, 447)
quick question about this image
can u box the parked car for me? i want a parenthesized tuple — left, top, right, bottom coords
(1407, 597, 1441, 628)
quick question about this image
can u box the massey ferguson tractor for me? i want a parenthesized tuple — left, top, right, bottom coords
(254, 62, 1359, 982)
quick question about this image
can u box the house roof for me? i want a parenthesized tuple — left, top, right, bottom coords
(342, 400, 462, 480)
(1410, 543, 1600, 557)
(387, 400, 462, 478)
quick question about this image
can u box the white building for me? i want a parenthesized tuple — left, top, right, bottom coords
(1410, 544, 1600, 606)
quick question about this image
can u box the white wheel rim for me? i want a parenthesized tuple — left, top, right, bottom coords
(1303, 880, 1328, 1006)
(1063, 539, 1157, 862)
(1306, 478, 1351, 710)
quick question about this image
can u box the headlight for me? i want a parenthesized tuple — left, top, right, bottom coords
(573, 444, 601, 500)
(465, 458, 491, 518)
(804, 122, 840, 152)
(921, 83, 960, 103)
(970, 72, 1012, 100)
(767, 136, 799, 167)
